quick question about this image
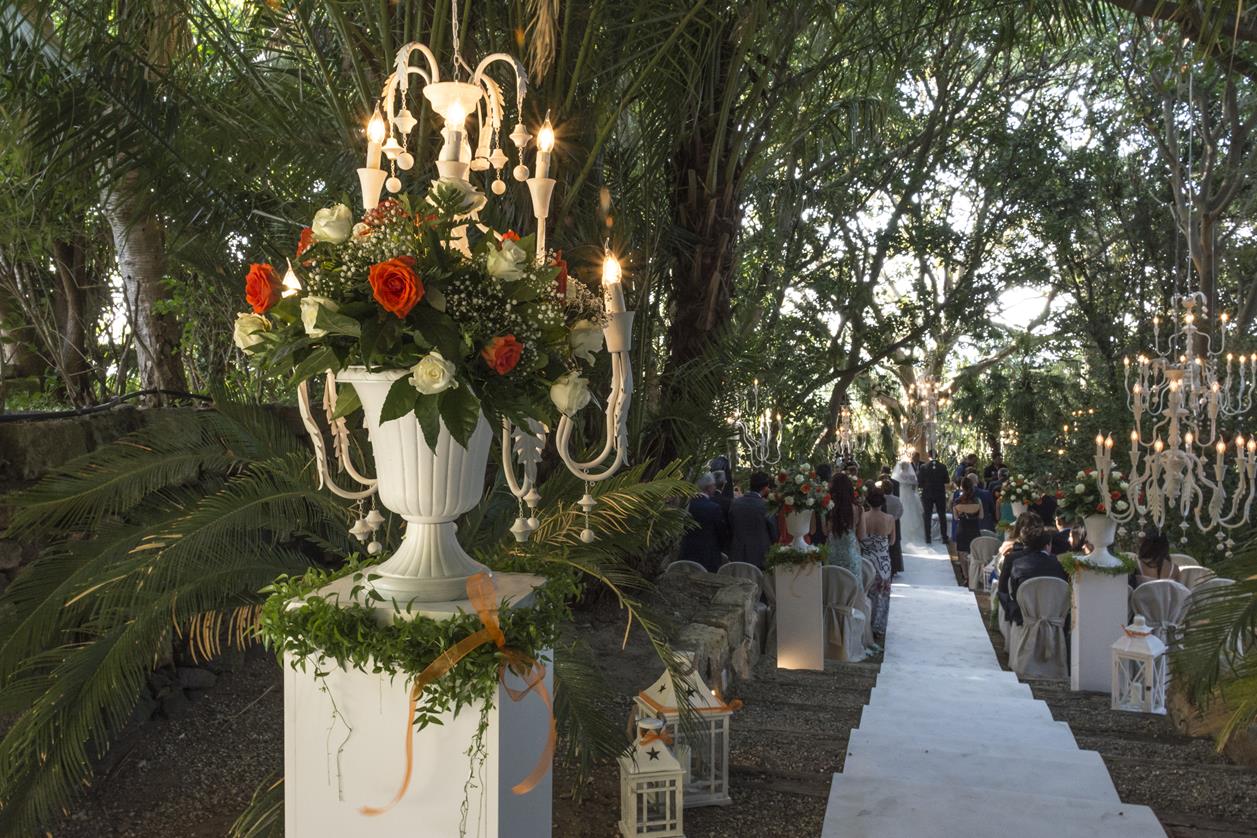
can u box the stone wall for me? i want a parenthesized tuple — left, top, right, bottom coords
(659, 572, 762, 692)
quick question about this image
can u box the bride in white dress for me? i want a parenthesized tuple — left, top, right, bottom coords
(893, 461, 926, 546)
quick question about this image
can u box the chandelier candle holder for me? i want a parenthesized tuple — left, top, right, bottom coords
(1121, 293, 1256, 540)
(633, 656, 737, 808)
(1111, 615, 1168, 715)
(915, 372, 941, 451)
(731, 378, 782, 470)
(619, 718, 686, 838)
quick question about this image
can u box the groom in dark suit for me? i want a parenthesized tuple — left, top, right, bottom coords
(918, 450, 951, 546)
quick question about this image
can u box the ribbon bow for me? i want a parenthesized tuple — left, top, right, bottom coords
(361, 572, 556, 816)
(640, 729, 674, 747)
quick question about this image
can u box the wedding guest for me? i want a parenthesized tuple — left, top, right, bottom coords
(953, 481, 983, 585)
(1132, 526, 1180, 585)
(910, 450, 923, 474)
(861, 488, 897, 639)
(826, 474, 865, 579)
(983, 454, 1005, 484)
(1029, 492, 1058, 527)
(998, 523, 1068, 625)
(918, 449, 951, 546)
(877, 476, 905, 575)
(812, 464, 835, 546)
(970, 474, 997, 532)
(1050, 512, 1073, 555)
(712, 469, 733, 529)
(728, 471, 774, 568)
(680, 473, 729, 571)
(954, 452, 978, 484)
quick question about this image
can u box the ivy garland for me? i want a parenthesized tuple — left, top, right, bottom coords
(1058, 551, 1137, 577)
(765, 544, 823, 573)
(257, 554, 577, 832)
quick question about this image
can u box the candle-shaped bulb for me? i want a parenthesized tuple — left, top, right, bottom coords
(1248, 439, 1256, 454)
(1220, 311, 1230, 323)
(1217, 440, 1228, 455)
(1095, 434, 1104, 446)
(1123, 356, 1130, 366)
(1154, 438, 1165, 453)
(537, 119, 555, 152)
(446, 101, 466, 126)
(1237, 434, 1246, 448)
(1130, 430, 1138, 443)
(602, 253, 622, 286)
(1185, 431, 1194, 447)
(367, 109, 387, 145)
(1105, 436, 1114, 450)
(1132, 382, 1142, 394)
(281, 260, 302, 298)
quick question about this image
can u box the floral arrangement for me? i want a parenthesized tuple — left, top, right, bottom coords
(233, 184, 605, 445)
(764, 544, 823, 572)
(1001, 473, 1038, 505)
(767, 463, 833, 514)
(1058, 550, 1137, 577)
(1058, 466, 1130, 521)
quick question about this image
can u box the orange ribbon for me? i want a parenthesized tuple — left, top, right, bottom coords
(640, 729, 675, 746)
(712, 687, 744, 712)
(360, 572, 556, 816)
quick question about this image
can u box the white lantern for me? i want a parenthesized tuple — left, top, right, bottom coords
(1111, 615, 1168, 715)
(632, 656, 734, 807)
(619, 718, 685, 838)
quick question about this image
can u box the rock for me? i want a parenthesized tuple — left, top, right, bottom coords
(159, 690, 191, 720)
(176, 666, 218, 690)
(675, 623, 729, 685)
(693, 603, 746, 652)
(0, 544, 20, 572)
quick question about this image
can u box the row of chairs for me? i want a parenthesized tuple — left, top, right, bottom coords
(663, 557, 880, 662)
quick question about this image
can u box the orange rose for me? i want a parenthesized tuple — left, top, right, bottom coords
(245, 263, 281, 314)
(481, 334, 523, 375)
(369, 256, 423, 318)
(296, 227, 313, 257)
(500, 230, 520, 245)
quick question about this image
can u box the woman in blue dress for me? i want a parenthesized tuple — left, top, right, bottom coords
(826, 474, 864, 578)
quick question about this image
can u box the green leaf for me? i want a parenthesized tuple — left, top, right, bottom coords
(414, 393, 442, 449)
(438, 385, 481, 447)
(314, 306, 362, 338)
(330, 384, 361, 421)
(410, 306, 463, 361)
(288, 346, 339, 386)
(379, 376, 418, 423)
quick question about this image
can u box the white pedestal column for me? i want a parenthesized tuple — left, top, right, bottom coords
(1070, 570, 1127, 692)
(774, 562, 824, 671)
(283, 574, 551, 838)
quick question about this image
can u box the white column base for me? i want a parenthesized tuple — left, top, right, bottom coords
(1071, 571, 1128, 692)
(283, 574, 551, 837)
(774, 562, 824, 671)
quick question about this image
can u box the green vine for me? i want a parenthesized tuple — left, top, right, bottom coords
(765, 544, 823, 573)
(1059, 551, 1137, 577)
(257, 554, 576, 833)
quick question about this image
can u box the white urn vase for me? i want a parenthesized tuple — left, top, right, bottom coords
(338, 367, 493, 601)
(1011, 501, 1027, 518)
(1081, 514, 1121, 569)
(784, 509, 815, 552)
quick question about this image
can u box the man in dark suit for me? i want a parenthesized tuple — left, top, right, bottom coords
(727, 471, 775, 568)
(1050, 512, 1073, 556)
(918, 449, 951, 545)
(1029, 493, 1058, 526)
(680, 473, 729, 571)
(711, 469, 733, 531)
(997, 526, 1069, 625)
(983, 454, 1005, 484)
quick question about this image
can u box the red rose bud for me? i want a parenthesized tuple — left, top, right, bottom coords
(481, 334, 524, 375)
(244, 263, 281, 314)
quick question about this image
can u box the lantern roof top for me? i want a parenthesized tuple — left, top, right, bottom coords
(636, 657, 730, 715)
(1111, 615, 1167, 655)
(619, 718, 682, 775)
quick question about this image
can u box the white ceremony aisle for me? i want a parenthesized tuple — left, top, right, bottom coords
(821, 542, 1167, 837)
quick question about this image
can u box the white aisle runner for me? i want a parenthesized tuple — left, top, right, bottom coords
(820, 542, 1166, 838)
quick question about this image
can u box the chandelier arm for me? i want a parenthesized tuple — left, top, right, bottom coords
(558, 355, 623, 470)
(472, 53, 528, 113)
(297, 379, 379, 501)
(501, 419, 534, 499)
(324, 371, 378, 487)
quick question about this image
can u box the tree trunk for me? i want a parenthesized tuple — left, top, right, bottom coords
(101, 168, 186, 397)
(50, 238, 100, 405)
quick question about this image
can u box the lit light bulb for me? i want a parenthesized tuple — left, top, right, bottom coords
(538, 119, 555, 152)
(602, 253, 622, 286)
(1217, 440, 1228, 455)
(602, 252, 626, 314)
(281, 260, 302, 298)
(1130, 430, 1138, 443)
(1154, 439, 1165, 453)
(446, 101, 466, 126)
(1185, 431, 1194, 447)
(367, 109, 387, 145)
(1105, 436, 1114, 450)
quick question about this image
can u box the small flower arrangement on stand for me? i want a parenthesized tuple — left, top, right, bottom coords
(1059, 466, 1131, 568)
(767, 464, 833, 551)
(1001, 473, 1038, 514)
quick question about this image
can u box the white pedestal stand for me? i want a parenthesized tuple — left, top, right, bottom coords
(284, 573, 552, 838)
(1070, 569, 1127, 693)
(774, 561, 824, 671)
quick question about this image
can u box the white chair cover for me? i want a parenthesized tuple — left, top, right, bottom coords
(1192, 576, 1236, 596)
(1170, 552, 1200, 569)
(1009, 577, 1069, 680)
(980, 529, 997, 538)
(719, 562, 771, 652)
(1178, 565, 1217, 590)
(1130, 579, 1192, 647)
(968, 536, 1000, 592)
(822, 566, 867, 662)
(664, 559, 709, 577)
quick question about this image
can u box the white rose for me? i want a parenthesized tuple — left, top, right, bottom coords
(1075, 484, 1086, 494)
(784, 495, 794, 506)
(806, 498, 815, 507)
(795, 474, 806, 484)
(311, 204, 353, 244)
(300, 296, 339, 339)
(232, 312, 270, 350)
(487, 238, 527, 280)
(1119, 481, 1129, 491)
(569, 319, 604, 364)
(352, 222, 370, 238)
(428, 177, 487, 214)
(550, 371, 592, 416)
(409, 350, 457, 395)
(1076, 470, 1086, 480)
(1115, 500, 1128, 511)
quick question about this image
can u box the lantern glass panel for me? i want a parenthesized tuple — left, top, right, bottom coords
(633, 778, 679, 834)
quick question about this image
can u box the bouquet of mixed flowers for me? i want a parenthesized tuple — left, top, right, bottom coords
(233, 183, 605, 445)
(1058, 466, 1130, 520)
(767, 463, 833, 514)
(1001, 473, 1038, 505)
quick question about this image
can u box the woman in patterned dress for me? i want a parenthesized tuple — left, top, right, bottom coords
(861, 488, 897, 639)
(826, 474, 864, 578)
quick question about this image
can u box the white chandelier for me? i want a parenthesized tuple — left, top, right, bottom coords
(301, 6, 634, 550)
(1120, 292, 1256, 540)
(731, 378, 781, 470)
(914, 373, 941, 451)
